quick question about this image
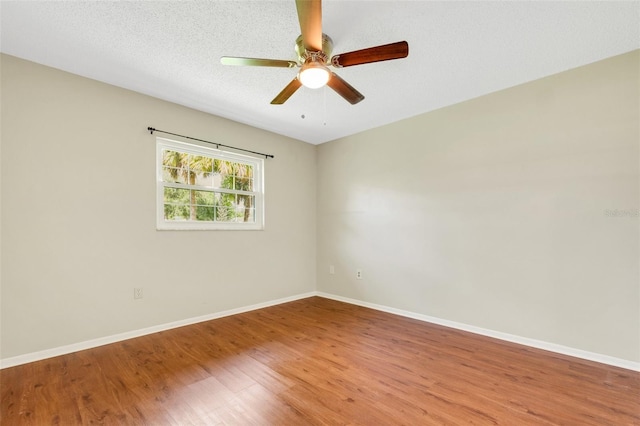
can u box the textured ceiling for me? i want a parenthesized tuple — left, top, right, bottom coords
(1, 1, 638, 144)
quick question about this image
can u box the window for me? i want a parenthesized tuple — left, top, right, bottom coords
(156, 137, 264, 230)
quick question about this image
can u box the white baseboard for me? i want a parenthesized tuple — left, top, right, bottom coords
(3, 290, 638, 372)
(0, 292, 316, 369)
(316, 292, 640, 372)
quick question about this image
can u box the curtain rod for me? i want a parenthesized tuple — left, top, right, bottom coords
(147, 127, 274, 159)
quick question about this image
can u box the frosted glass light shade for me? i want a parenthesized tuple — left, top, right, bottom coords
(299, 62, 330, 89)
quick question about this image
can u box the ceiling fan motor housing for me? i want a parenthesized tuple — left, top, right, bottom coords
(295, 33, 333, 63)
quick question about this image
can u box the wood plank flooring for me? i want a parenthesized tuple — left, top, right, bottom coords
(1, 296, 638, 425)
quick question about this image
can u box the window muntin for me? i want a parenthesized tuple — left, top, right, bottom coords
(156, 138, 264, 230)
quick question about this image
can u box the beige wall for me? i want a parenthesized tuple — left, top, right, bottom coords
(0, 54, 317, 359)
(317, 50, 640, 362)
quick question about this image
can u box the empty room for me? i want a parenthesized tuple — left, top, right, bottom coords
(1, 1, 638, 424)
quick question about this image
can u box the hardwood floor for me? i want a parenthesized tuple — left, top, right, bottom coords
(1, 296, 638, 425)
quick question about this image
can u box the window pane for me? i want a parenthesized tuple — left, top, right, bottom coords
(190, 155, 213, 173)
(215, 205, 234, 222)
(164, 187, 189, 203)
(194, 190, 214, 206)
(163, 151, 217, 186)
(195, 206, 215, 221)
(194, 173, 213, 187)
(243, 208, 255, 222)
(220, 192, 235, 204)
(162, 166, 186, 184)
(235, 177, 253, 191)
(162, 150, 182, 166)
(237, 195, 255, 222)
(163, 187, 190, 220)
(220, 175, 234, 190)
(239, 194, 254, 208)
(235, 207, 255, 223)
(191, 156, 213, 186)
(211, 173, 223, 189)
(232, 163, 251, 190)
(217, 160, 233, 175)
(217, 161, 234, 190)
(164, 203, 190, 221)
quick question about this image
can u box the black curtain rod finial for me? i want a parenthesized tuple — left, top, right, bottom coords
(148, 127, 156, 134)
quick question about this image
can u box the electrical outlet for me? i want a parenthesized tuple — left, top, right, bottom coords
(356, 269, 362, 280)
(329, 265, 335, 275)
(134, 288, 143, 299)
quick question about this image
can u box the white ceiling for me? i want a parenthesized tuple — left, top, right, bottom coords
(1, 1, 638, 144)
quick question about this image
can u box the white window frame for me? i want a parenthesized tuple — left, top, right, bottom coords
(156, 137, 264, 231)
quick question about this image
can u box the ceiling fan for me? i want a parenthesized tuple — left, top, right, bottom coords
(220, 0, 409, 105)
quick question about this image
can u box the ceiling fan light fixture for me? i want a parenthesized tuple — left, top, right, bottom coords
(298, 60, 330, 89)
(220, 1, 408, 105)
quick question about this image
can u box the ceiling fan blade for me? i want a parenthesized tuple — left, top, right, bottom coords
(271, 78, 303, 104)
(295, 0, 323, 52)
(331, 41, 409, 68)
(221, 57, 298, 68)
(326, 73, 364, 105)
